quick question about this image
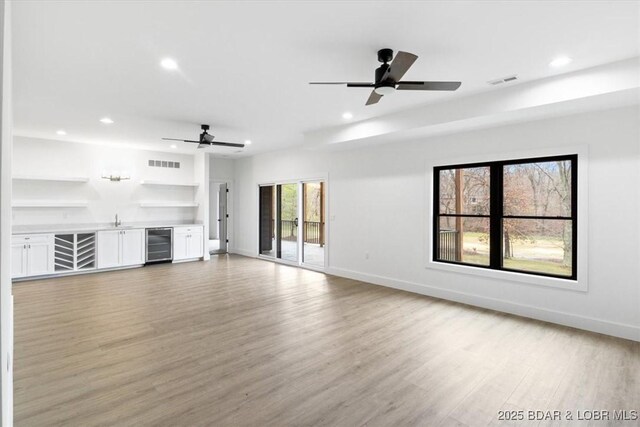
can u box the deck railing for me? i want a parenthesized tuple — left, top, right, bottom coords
(276, 219, 324, 245)
(438, 229, 459, 262)
(303, 221, 323, 245)
(280, 219, 297, 241)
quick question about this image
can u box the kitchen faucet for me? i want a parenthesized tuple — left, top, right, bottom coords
(115, 213, 121, 227)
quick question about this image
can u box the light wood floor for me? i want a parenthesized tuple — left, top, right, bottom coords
(13, 255, 639, 426)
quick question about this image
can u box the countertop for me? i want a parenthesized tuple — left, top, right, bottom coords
(12, 221, 204, 235)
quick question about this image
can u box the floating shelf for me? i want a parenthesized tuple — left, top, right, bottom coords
(139, 202, 199, 208)
(12, 200, 89, 208)
(13, 175, 90, 183)
(140, 180, 199, 187)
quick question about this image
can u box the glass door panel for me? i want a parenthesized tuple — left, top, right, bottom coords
(259, 185, 276, 257)
(302, 181, 325, 267)
(277, 183, 298, 262)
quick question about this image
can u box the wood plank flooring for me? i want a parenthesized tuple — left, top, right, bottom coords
(13, 255, 640, 426)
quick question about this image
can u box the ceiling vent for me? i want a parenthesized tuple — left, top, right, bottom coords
(487, 75, 518, 86)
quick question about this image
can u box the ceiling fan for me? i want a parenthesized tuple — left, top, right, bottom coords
(162, 124, 245, 148)
(310, 48, 461, 105)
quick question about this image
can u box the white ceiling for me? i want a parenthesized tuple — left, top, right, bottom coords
(12, 1, 640, 156)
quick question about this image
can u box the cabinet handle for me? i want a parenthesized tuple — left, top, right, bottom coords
(28, 244, 31, 249)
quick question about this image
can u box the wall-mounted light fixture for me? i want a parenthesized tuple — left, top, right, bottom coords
(101, 171, 131, 182)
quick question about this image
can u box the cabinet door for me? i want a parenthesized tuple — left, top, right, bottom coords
(188, 230, 204, 259)
(97, 230, 121, 269)
(11, 244, 27, 279)
(27, 241, 54, 276)
(121, 229, 145, 266)
(173, 233, 189, 261)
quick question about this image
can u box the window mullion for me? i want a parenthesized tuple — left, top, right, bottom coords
(489, 163, 503, 270)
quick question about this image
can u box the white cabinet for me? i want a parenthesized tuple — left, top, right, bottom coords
(11, 234, 54, 278)
(173, 226, 204, 261)
(97, 228, 145, 269)
(11, 244, 27, 279)
(97, 230, 120, 269)
(121, 229, 145, 266)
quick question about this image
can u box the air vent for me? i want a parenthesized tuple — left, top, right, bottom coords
(488, 75, 518, 86)
(148, 160, 180, 169)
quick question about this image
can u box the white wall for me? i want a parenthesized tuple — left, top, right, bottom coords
(0, 0, 12, 423)
(13, 137, 199, 226)
(210, 157, 235, 182)
(232, 106, 640, 341)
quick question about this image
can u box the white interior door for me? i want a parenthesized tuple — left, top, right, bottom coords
(218, 183, 228, 253)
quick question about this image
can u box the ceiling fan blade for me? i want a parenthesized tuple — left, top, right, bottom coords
(208, 141, 245, 148)
(396, 81, 462, 91)
(309, 82, 374, 87)
(388, 51, 418, 82)
(309, 82, 349, 85)
(162, 137, 201, 143)
(365, 90, 382, 106)
(197, 142, 208, 149)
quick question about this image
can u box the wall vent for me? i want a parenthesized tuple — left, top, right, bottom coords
(148, 159, 180, 169)
(488, 75, 518, 86)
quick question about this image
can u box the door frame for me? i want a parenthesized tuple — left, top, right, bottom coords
(209, 179, 234, 254)
(256, 175, 328, 272)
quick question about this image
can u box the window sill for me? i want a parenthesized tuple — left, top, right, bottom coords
(426, 260, 587, 292)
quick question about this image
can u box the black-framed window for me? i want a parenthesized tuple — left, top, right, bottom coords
(433, 155, 577, 280)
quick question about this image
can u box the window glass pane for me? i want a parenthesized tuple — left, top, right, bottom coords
(259, 185, 276, 257)
(438, 217, 490, 266)
(439, 167, 490, 215)
(503, 160, 572, 217)
(502, 218, 572, 277)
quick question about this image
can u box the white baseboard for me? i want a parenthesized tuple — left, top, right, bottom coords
(229, 248, 256, 258)
(326, 267, 640, 342)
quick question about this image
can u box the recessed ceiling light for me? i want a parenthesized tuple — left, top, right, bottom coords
(170, 144, 177, 149)
(100, 117, 114, 124)
(342, 112, 353, 120)
(160, 58, 178, 70)
(549, 56, 572, 68)
(244, 140, 252, 145)
(56, 130, 66, 135)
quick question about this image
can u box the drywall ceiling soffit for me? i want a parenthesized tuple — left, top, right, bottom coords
(303, 58, 640, 150)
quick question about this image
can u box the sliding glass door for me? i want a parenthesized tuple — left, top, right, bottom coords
(277, 184, 299, 262)
(302, 181, 325, 267)
(258, 180, 326, 269)
(259, 185, 276, 257)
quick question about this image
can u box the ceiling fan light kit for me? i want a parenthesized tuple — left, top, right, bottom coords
(310, 48, 462, 105)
